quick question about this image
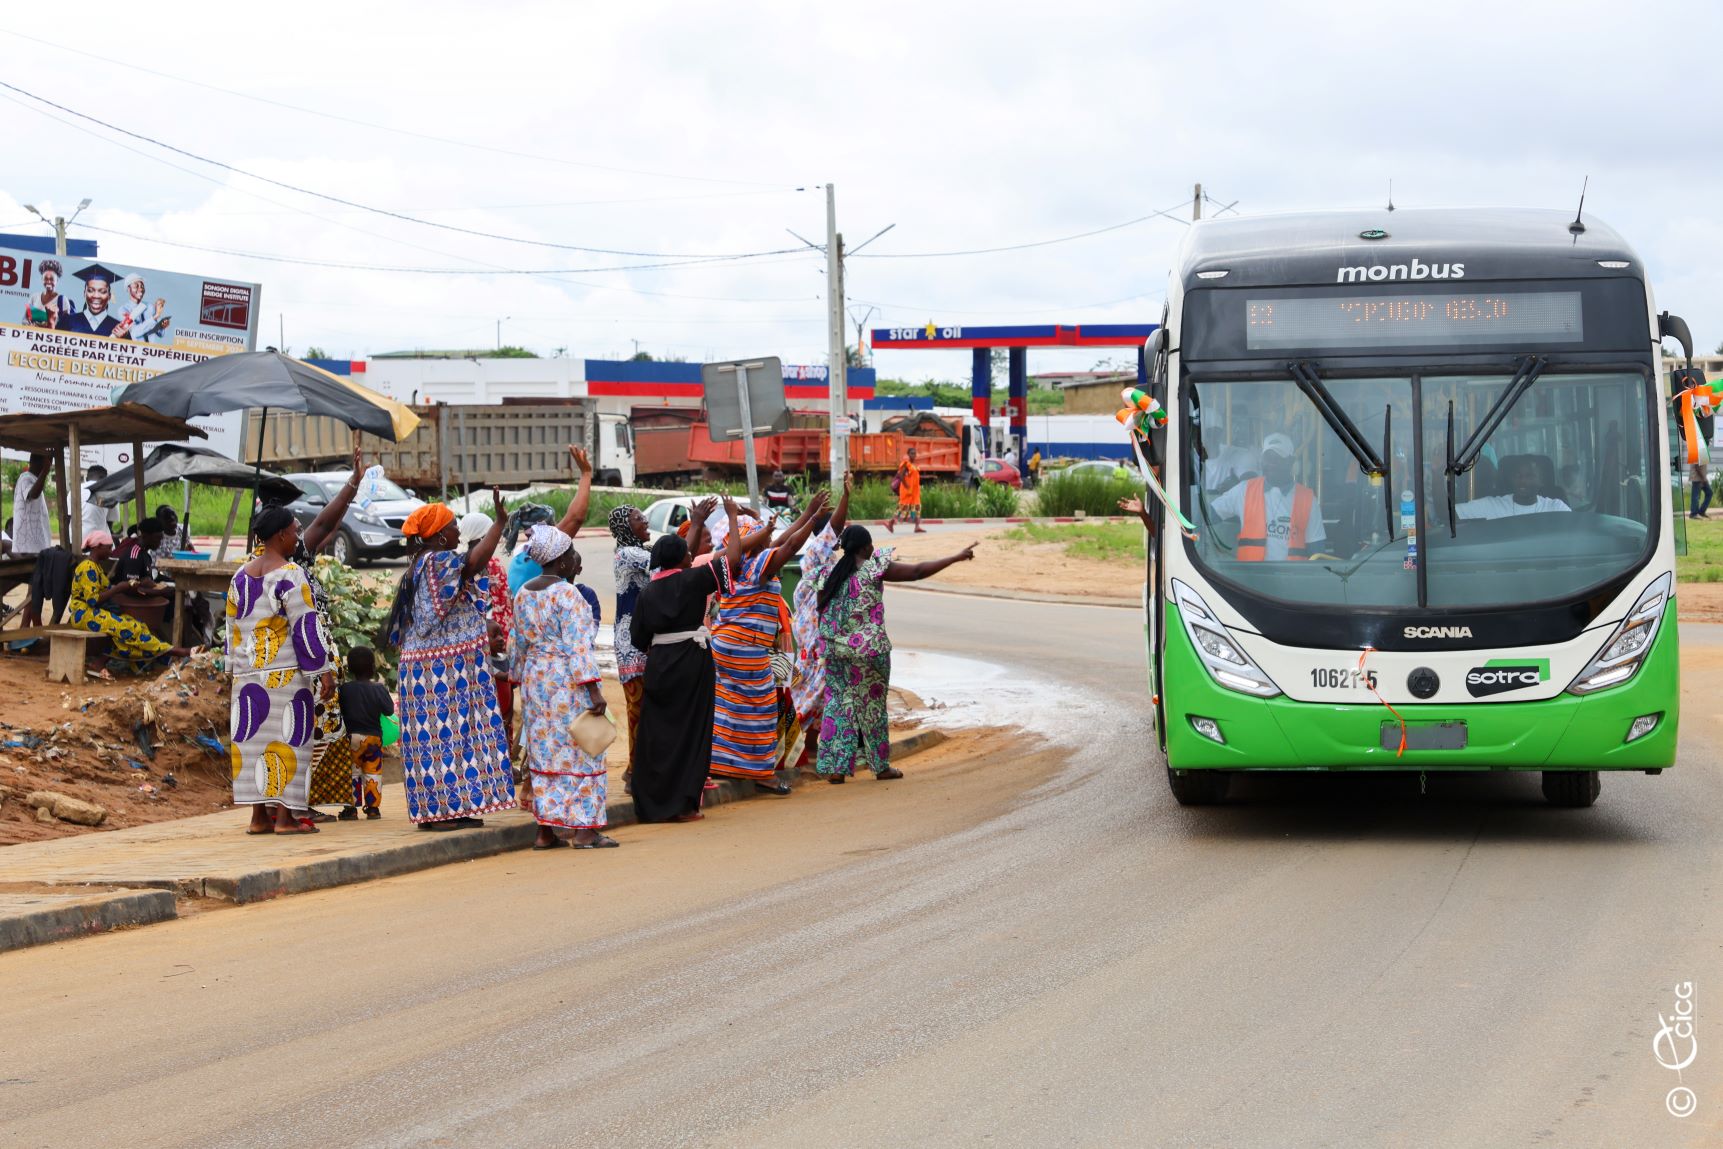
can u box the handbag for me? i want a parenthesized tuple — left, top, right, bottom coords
(889, 473, 902, 494)
(571, 708, 617, 756)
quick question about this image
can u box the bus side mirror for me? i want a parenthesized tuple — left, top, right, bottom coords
(1660, 312, 1694, 362)
(1143, 328, 1166, 357)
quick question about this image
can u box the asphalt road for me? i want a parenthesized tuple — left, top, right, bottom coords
(3, 574, 1719, 1147)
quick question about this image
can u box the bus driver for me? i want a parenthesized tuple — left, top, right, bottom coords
(1210, 432, 1327, 561)
(1456, 457, 1572, 520)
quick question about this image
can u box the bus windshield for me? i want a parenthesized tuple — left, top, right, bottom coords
(1185, 371, 1654, 609)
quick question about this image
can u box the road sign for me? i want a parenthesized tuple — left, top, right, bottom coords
(701, 357, 791, 442)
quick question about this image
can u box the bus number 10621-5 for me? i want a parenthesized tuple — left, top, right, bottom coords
(1310, 667, 1379, 690)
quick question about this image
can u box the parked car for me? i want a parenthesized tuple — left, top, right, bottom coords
(643, 496, 796, 546)
(281, 471, 425, 565)
(1051, 459, 1131, 481)
(979, 458, 1022, 488)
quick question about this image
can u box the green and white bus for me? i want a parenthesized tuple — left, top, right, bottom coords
(1140, 208, 1690, 806)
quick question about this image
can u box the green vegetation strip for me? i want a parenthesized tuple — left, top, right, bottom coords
(1002, 521, 1145, 563)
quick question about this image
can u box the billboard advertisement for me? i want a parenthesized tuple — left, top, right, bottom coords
(0, 246, 261, 462)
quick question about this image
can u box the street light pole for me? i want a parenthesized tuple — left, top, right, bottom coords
(23, 198, 92, 257)
(825, 184, 849, 480)
(497, 316, 510, 351)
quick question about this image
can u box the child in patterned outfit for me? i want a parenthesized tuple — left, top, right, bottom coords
(337, 646, 394, 818)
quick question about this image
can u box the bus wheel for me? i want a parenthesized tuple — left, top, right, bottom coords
(1541, 770, 1600, 807)
(1166, 767, 1231, 806)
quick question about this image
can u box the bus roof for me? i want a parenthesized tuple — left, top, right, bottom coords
(1177, 207, 1641, 289)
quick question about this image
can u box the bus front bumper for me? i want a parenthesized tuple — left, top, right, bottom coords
(1162, 603, 1679, 772)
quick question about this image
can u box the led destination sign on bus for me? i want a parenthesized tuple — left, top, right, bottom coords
(1244, 290, 1584, 350)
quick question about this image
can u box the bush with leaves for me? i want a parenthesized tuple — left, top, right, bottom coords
(311, 556, 399, 681)
(1034, 469, 1141, 517)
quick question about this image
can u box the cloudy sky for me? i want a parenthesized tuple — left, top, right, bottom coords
(3, 0, 1719, 383)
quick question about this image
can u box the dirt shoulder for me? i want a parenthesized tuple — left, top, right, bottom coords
(878, 524, 1143, 601)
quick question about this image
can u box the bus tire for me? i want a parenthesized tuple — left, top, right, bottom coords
(1166, 766, 1231, 805)
(1541, 770, 1600, 807)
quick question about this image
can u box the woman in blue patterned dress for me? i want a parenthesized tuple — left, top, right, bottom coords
(816, 526, 975, 782)
(512, 526, 616, 849)
(709, 492, 829, 792)
(383, 493, 516, 831)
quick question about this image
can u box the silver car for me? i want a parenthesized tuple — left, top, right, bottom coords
(282, 471, 425, 565)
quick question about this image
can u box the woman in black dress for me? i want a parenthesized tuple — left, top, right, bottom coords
(629, 498, 742, 822)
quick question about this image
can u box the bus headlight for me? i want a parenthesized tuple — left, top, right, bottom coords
(1172, 579, 1281, 698)
(1567, 573, 1671, 695)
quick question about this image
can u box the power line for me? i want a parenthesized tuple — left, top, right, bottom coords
(74, 222, 817, 276)
(0, 26, 792, 189)
(0, 78, 806, 261)
(850, 289, 1165, 317)
(850, 198, 1192, 259)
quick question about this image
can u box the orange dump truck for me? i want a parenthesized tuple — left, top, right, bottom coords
(683, 409, 965, 478)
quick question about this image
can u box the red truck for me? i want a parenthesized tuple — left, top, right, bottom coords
(631, 406, 971, 485)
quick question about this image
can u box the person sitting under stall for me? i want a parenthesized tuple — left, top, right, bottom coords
(1455, 457, 1572, 521)
(1208, 432, 1327, 561)
(68, 531, 195, 679)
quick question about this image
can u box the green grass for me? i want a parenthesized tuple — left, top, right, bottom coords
(1678, 514, 1723, 582)
(1002, 521, 1145, 563)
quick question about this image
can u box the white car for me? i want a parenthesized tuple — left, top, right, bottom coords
(642, 496, 795, 546)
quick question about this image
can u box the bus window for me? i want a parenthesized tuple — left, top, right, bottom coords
(1186, 376, 1415, 606)
(1423, 373, 1653, 607)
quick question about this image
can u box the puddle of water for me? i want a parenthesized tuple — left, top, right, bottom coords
(890, 649, 1101, 741)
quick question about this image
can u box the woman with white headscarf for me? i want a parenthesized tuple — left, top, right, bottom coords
(511, 525, 615, 848)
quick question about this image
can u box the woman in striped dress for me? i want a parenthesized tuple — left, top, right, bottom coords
(708, 492, 829, 792)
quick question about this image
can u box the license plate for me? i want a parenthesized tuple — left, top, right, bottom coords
(1382, 721, 1467, 751)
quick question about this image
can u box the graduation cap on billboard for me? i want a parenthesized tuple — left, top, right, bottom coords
(70, 263, 120, 286)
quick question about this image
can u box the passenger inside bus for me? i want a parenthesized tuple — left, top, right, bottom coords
(1207, 433, 1329, 561)
(1455, 456, 1573, 520)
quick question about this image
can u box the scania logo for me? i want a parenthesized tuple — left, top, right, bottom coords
(1465, 659, 1551, 698)
(1403, 625, 1473, 639)
(1337, 257, 1466, 283)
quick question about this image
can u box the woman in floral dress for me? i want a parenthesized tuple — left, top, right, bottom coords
(609, 505, 652, 794)
(787, 475, 852, 769)
(511, 526, 615, 849)
(815, 525, 975, 782)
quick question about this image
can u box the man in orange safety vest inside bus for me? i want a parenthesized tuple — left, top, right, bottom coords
(1209, 432, 1325, 561)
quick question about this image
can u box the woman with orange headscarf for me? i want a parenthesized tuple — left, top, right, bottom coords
(383, 491, 517, 830)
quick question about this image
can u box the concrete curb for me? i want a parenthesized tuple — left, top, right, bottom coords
(0, 889, 178, 954)
(855, 516, 1132, 526)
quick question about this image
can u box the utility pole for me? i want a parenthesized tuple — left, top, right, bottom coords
(1193, 183, 1203, 221)
(23, 198, 91, 257)
(496, 316, 510, 351)
(825, 183, 849, 480)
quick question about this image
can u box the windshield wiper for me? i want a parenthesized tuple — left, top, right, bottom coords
(1447, 355, 1547, 475)
(1288, 362, 1387, 479)
(1443, 355, 1548, 537)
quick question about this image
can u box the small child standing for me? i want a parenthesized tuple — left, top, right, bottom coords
(338, 646, 394, 819)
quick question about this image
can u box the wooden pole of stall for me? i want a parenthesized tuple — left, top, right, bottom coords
(52, 447, 71, 549)
(67, 424, 84, 551)
(132, 438, 146, 533)
(218, 489, 243, 562)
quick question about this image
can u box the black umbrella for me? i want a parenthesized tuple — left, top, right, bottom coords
(87, 443, 301, 508)
(115, 351, 421, 442)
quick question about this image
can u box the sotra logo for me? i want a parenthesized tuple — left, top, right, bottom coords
(1337, 257, 1466, 284)
(1465, 658, 1550, 698)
